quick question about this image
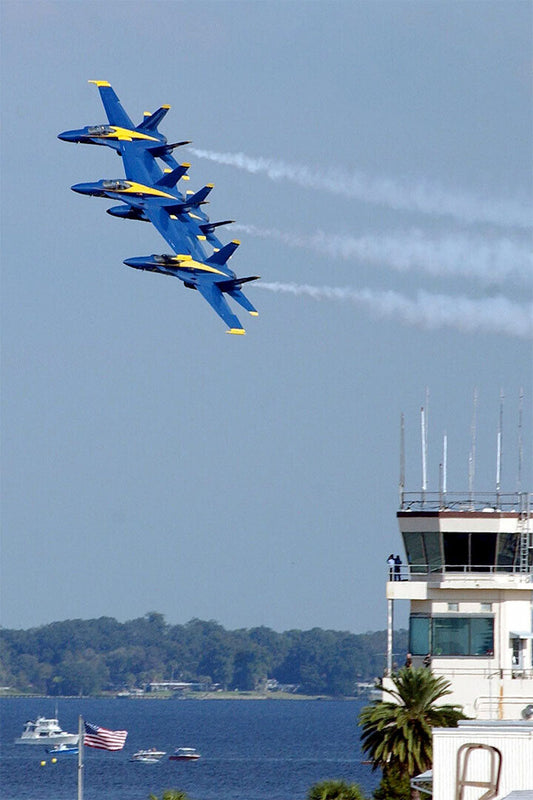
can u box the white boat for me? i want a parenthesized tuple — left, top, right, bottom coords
(14, 716, 79, 746)
(169, 747, 201, 761)
(47, 743, 79, 756)
(130, 748, 166, 763)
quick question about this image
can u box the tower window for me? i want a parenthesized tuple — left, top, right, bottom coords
(408, 614, 494, 656)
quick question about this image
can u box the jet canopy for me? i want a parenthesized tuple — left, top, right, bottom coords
(87, 125, 115, 135)
(102, 180, 131, 191)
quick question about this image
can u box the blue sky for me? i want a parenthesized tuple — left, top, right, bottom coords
(1, 0, 531, 633)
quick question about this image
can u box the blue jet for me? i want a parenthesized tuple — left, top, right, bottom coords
(124, 244, 259, 335)
(71, 178, 260, 334)
(58, 80, 190, 179)
(63, 82, 259, 333)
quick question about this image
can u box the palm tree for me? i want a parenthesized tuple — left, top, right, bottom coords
(359, 667, 466, 799)
(307, 779, 367, 800)
(149, 791, 190, 800)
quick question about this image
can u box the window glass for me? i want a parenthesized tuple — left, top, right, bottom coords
(423, 532, 442, 572)
(496, 532, 519, 571)
(443, 532, 469, 571)
(403, 532, 425, 573)
(409, 616, 430, 655)
(433, 617, 469, 655)
(470, 617, 494, 656)
(471, 533, 497, 570)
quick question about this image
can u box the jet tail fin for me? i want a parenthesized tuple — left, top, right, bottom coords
(88, 80, 134, 129)
(185, 184, 214, 208)
(154, 164, 190, 189)
(206, 240, 240, 266)
(138, 105, 170, 131)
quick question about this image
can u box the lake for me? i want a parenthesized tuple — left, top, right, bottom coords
(0, 697, 379, 800)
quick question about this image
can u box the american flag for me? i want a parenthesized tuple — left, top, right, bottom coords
(84, 721, 128, 751)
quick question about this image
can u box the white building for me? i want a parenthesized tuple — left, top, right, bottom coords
(386, 490, 533, 720)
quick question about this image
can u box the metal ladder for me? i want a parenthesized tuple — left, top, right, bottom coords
(518, 492, 532, 573)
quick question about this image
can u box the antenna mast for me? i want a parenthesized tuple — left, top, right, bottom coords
(399, 413, 405, 507)
(517, 387, 524, 492)
(421, 406, 427, 502)
(496, 389, 504, 503)
(443, 432, 447, 499)
(469, 388, 478, 505)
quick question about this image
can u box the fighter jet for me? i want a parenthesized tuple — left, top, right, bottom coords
(71, 179, 259, 333)
(124, 242, 259, 335)
(62, 83, 260, 333)
(71, 178, 217, 257)
(58, 81, 189, 179)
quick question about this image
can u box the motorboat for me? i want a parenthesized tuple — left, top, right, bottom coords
(15, 715, 79, 746)
(47, 743, 79, 756)
(130, 748, 166, 763)
(169, 747, 201, 761)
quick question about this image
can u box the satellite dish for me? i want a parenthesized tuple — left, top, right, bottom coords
(521, 704, 533, 719)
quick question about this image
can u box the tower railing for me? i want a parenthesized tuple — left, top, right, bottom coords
(388, 563, 533, 581)
(399, 491, 532, 513)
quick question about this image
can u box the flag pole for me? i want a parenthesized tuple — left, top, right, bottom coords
(77, 715, 84, 800)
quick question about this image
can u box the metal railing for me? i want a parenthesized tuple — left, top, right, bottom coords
(387, 563, 532, 580)
(399, 491, 532, 513)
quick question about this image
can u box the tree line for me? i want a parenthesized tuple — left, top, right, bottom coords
(0, 613, 407, 696)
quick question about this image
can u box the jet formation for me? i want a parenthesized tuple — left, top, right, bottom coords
(59, 81, 259, 334)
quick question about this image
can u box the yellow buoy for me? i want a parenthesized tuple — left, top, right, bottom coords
(51, 757, 57, 764)
(40, 760, 46, 766)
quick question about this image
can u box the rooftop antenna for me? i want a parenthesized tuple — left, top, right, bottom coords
(442, 431, 448, 498)
(496, 390, 504, 502)
(517, 387, 524, 493)
(421, 406, 427, 502)
(399, 412, 405, 507)
(469, 388, 478, 504)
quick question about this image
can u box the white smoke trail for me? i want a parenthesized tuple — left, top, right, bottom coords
(189, 148, 532, 229)
(235, 224, 533, 287)
(255, 282, 533, 339)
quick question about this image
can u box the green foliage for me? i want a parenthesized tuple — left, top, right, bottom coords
(149, 791, 190, 800)
(0, 613, 407, 696)
(307, 779, 367, 800)
(359, 667, 466, 781)
(372, 762, 411, 800)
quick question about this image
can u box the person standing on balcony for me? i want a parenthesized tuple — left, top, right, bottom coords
(394, 554, 402, 581)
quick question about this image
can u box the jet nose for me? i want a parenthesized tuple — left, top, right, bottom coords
(71, 182, 96, 195)
(123, 257, 147, 269)
(58, 130, 79, 142)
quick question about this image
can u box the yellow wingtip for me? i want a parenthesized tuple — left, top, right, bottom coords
(227, 328, 246, 335)
(88, 80, 111, 87)
(249, 311, 259, 317)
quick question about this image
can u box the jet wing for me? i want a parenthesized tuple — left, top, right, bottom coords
(144, 205, 207, 262)
(89, 81, 134, 128)
(121, 142, 165, 186)
(195, 280, 245, 334)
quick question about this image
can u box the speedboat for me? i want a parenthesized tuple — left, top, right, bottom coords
(47, 743, 79, 756)
(130, 748, 166, 763)
(169, 747, 201, 761)
(15, 716, 79, 746)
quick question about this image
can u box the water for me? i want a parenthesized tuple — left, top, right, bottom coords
(0, 697, 379, 800)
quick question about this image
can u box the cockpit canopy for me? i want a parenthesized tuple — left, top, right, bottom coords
(102, 180, 131, 191)
(153, 255, 176, 265)
(87, 125, 115, 136)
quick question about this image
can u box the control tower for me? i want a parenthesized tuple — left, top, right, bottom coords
(386, 489, 532, 719)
